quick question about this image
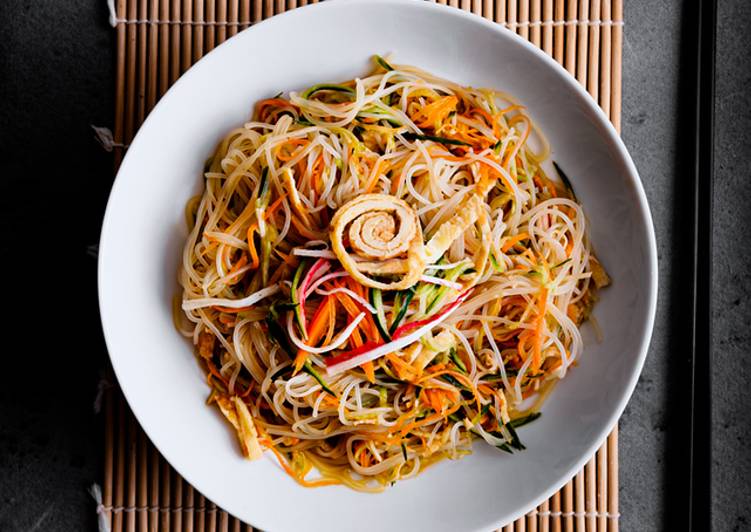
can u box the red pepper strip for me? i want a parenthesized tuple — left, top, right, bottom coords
(391, 289, 473, 339)
(324, 341, 383, 368)
(326, 289, 474, 371)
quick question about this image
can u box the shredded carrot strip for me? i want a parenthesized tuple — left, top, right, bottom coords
(294, 295, 335, 373)
(246, 225, 261, 269)
(322, 296, 337, 347)
(501, 233, 529, 253)
(361, 361, 375, 383)
(476, 159, 517, 192)
(422, 388, 458, 413)
(533, 175, 558, 198)
(364, 158, 389, 194)
(273, 249, 298, 267)
(245, 196, 285, 270)
(386, 353, 418, 381)
(411, 95, 458, 128)
(328, 281, 374, 349)
(415, 369, 472, 388)
(477, 383, 495, 397)
(414, 369, 481, 412)
(522, 248, 537, 264)
(206, 360, 227, 385)
(225, 253, 249, 285)
(321, 395, 340, 408)
(237, 381, 255, 398)
(470, 107, 501, 138)
(347, 279, 381, 339)
(398, 404, 460, 436)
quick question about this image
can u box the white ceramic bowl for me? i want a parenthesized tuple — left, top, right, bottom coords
(98, 1, 657, 530)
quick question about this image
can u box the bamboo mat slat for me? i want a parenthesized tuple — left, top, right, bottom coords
(100, 1, 624, 530)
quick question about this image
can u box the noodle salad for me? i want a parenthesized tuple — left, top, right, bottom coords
(175, 56, 609, 491)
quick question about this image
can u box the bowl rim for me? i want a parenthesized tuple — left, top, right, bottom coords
(98, 0, 658, 529)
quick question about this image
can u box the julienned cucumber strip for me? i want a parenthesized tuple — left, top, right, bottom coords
(388, 287, 416, 335)
(509, 411, 542, 428)
(552, 161, 577, 200)
(302, 84, 355, 99)
(264, 313, 336, 397)
(369, 288, 392, 341)
(303, 361, 336, 397)
(290, 260, 308, 339)
(375, 55, 394, 71)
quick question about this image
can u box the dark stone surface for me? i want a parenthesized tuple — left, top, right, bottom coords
(712, 1, 751, 531)
(618, 2, 683, 528)
(0, 1, 114, 531)
(0, 1, 748, 530)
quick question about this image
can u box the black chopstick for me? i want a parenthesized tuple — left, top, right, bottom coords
(687, 0, 716, 529)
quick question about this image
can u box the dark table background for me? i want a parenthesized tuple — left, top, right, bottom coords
(1, 1, 749, 530)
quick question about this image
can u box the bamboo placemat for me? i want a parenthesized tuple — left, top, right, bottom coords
(98, 1, 623, 530)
